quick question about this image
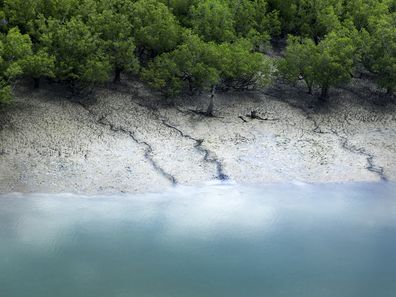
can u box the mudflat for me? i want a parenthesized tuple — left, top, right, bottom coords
(1, 80, 395, 194)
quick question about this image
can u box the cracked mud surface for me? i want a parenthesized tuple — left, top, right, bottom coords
(0, 79, 395, 194)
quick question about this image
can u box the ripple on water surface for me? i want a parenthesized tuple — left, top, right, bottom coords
(0, 182, 395, 297)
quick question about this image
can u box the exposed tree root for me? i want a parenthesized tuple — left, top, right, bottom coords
(282, 98, 387, 181)
(76, 101, 177, 185)
(134, 100, 229, 181)
(160, 118, 229, 181)
(331, 129, 387, 181)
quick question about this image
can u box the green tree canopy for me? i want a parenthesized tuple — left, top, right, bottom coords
(229, 0, 280, 50)
(142, 33, 273, 96)
(142, 33, 220, 96)
(280, 28, 356, 99)
(131, 0, 182, 61)
(3, 0, 40, 34)
(40, 17, 110, 90)
(342, 0, 391, 30)
(278, 35, 317, 94)
(88, 9, 139, 83)
(218, 39, 273, 90)
(364, 13, 396, 94)
(269, 0, 343, 42)
(20, 49, 55, 88)
(159, 0, 198, 26)
(314, 30, 356, 98)
(0, 0, 394, 104)
(190, 0, 236, 43)
(0, 27, 32, 103)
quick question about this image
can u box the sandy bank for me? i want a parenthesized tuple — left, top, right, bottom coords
(0, 79, 395, 194)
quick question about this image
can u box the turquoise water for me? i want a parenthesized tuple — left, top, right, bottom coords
(0, 183, 395, 297)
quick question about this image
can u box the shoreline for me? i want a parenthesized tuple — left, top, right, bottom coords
(1, 79, 395, 194)
(0, 180, 394, 197)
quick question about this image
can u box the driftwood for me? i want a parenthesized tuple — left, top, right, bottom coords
(239, 116, 247, 123)
(246, 110, 279, 121)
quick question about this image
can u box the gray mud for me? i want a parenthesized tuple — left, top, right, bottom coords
(0, 79, 395, 193)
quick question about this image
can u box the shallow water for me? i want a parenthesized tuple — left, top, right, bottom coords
(0, 182, 396, 297)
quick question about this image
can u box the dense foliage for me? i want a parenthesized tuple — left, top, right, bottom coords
(0, 0, 394, 104)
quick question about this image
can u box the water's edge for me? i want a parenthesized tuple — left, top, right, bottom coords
(1, 182, 395, 297)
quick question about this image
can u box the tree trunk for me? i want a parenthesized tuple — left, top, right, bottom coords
(113, 68, 121, 84)
(206, 86, 216, 117)
(320, 85, 329, 101)
(33, 77, 40, 89)
(304, 79, 313, 94)
(187, 77, 193, 95)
